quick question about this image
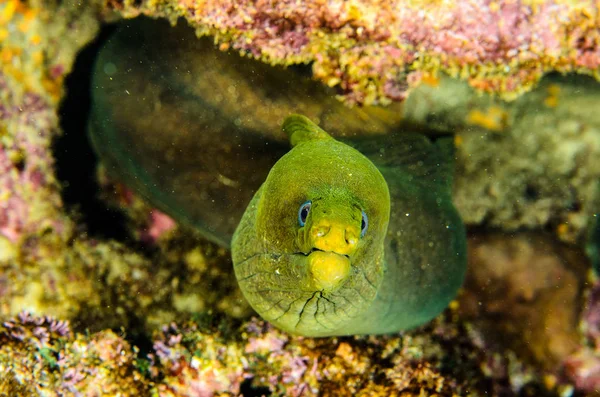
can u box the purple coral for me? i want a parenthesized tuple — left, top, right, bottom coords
(0, 312, 150, 395)
(1, 311, 71, 346)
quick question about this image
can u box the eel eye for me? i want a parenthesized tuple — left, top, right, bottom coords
(361, 210, 368, 237)
(298, 201, 311, 226)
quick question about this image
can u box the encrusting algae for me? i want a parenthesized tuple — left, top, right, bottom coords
(107, 0, 600, 106)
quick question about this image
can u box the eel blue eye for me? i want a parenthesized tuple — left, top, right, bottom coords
(361, 210, 368, 237)
(298, 201, 312, 226)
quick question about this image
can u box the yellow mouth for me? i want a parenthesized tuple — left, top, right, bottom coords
(308, 250, 350, 291)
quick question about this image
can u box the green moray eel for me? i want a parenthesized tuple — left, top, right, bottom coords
(89, 18, 466, 337)
(232, 115, 466, 336)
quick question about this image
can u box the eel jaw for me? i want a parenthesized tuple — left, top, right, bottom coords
(305, 249, 351, 292)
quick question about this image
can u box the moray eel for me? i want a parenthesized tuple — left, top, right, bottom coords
(89, 18, 466, 337)
(232, 115, 466, 337)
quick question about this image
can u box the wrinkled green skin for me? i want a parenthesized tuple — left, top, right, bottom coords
(232, 115, 466, 337)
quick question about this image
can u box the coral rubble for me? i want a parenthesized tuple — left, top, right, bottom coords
(1, 312, 571, 396)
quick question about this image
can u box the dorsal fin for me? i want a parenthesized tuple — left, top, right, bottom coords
(282, 114, 333, 147)
(348, 133, 456, 196)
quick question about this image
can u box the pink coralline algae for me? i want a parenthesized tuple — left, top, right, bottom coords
(0, 73, 71, 245)
(148, 317, 480, 396)
(140, 210, 176, 244)
(95, 171, 177, 245)
(112, 0, 600, 105)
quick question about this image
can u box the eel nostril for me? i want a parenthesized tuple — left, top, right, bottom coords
(311, 223, 358, 254)
(345, 227, 359, 246)
(315, 225, 330, 237)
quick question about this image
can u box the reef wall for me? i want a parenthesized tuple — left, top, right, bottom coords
(108, 0, 600, 106)
(0, 0, 599, 395)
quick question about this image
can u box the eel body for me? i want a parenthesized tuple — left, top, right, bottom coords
(232, 115, 466, 337)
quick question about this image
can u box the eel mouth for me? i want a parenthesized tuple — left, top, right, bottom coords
(300, 247, 350, 259)
(301, 248, 351, 291)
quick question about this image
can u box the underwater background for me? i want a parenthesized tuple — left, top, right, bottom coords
(0, 0, 599, 395)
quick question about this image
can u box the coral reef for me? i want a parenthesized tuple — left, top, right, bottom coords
(0, 312, 149, 396)
(403, 74, 600, 242)
(0, 220, 250, 334)
(150, 318, 470, 396)
(104, 0, 600, 106)
(460, 232, 589, 370)
(0, 78, 71, 248)
(0, 0, 599, 395)
(0, 0, 98, 317)
(1, 311, 575, 396)
(0, 0, 92, 261)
